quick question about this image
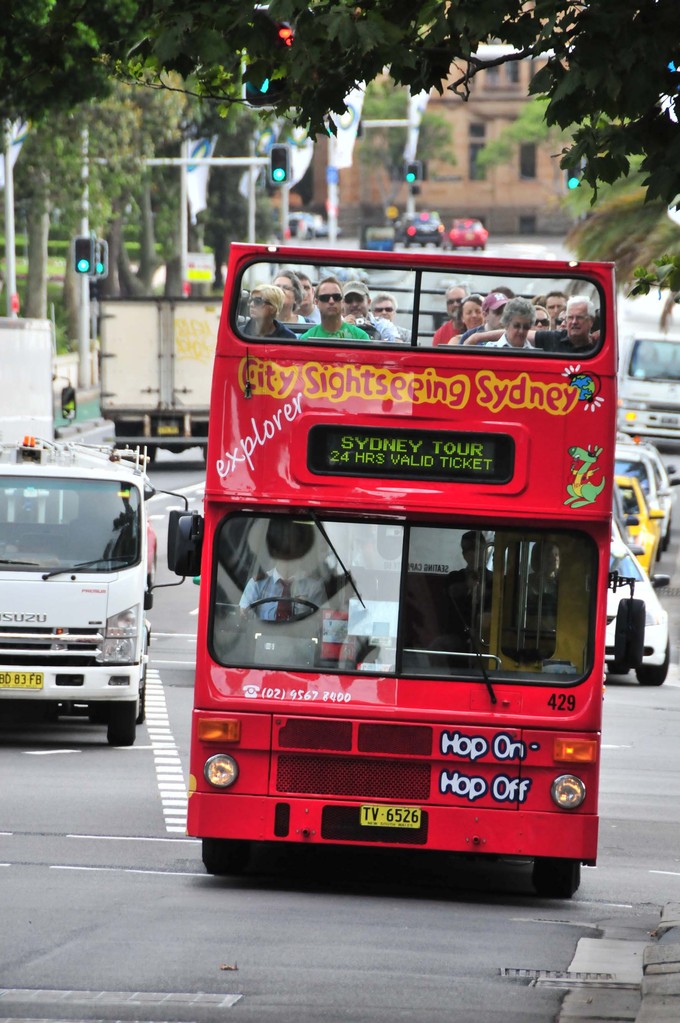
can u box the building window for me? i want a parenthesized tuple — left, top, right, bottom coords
(470, 122, 486, 140)
(469, 143, 487, 181)
(485, 66, 500, 89)
(519, 143, 536, 180)
(506, 62, 520, 84)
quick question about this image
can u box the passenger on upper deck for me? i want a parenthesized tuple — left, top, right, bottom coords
(371, 291, 411, 342)
(296, 270, 321, 323)
(545, 291, 567, 329)
(273, 270, 308, 324)
(341, 281, 400, 341)
(300, 277, 371, 340)
(464, 295, 598, 355)
(457, 291, 509, 343)
(243, 284, 298, 339)
(483, 298, 536, 349)
(432, 283, 470, 345)
(531, 296, 597, 354)
(447, 294, 484, 344)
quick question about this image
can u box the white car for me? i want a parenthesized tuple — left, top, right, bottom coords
(606, 523, 670, 685)
(615, 436, 679, 552)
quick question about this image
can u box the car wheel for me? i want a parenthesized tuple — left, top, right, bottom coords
(662, 523, 671, 552)
(636, 640, 670, 686)
(607, 661, 630, 676)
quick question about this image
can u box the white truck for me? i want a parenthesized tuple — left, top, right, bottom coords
(0, 317, 56, 444)
(99, 298, 221, 461)
(0, 437, 155, 746)
(617, 291, 680, 443)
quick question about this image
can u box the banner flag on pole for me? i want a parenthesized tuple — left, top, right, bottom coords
(0, 121, 29, 190)
(186, 136, 218, 222)
(284, 125, 314, 186)
(331, 84, 366, 170)
(404, 91, 430, 162)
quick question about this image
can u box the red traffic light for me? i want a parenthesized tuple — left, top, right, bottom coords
(277, 24, 294, 46)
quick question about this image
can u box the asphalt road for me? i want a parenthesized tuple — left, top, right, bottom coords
(2, 448, 679, 1023)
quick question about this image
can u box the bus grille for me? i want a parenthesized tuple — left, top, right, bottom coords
(321, 805, 429, 844)
(276, 718, 432, 756)
(276, 754, 431, 800)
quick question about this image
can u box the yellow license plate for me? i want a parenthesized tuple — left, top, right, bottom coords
(157, 424, 180, 436)
(360, 804, 422, 829)
(0, 671, 44, 690)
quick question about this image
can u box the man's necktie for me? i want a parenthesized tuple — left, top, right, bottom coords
(276, 579, 293, 621)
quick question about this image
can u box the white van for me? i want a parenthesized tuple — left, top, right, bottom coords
(617, 332, 680, 443)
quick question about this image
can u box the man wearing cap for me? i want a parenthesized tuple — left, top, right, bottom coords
(458, 291, 508, 343)
(341, 280, 400, 341)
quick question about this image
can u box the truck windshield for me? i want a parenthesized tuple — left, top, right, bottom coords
(0, 476, 141, 572)
(210, 514, 595, 684)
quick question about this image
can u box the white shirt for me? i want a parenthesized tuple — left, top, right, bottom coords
(240, 567, 326, 620)
(485, 334, 533, 348)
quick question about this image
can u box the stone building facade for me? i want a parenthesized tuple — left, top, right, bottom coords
(298, 55, 574, 238)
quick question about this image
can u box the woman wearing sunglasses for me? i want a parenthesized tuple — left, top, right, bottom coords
(243, 284, 298, 339)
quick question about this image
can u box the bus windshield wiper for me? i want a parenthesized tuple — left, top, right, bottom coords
(42, 557, 131, 581)
(0, 558, 39, 566)
(305, 509, 365, 609)
(449, 597, 497, 705)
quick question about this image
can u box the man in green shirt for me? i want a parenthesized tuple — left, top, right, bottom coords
(300, 276, 370, 340)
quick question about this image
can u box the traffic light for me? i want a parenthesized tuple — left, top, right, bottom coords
(243, 10, 294, 108)
(404, 160, 423, 184)
(94, 239, 109, 278)
(565, 166, 581, 190)
(73, 236, 95, 274)
(268, 144, 291, 185)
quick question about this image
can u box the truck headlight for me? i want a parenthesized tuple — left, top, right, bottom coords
(99, 605, 139, 664)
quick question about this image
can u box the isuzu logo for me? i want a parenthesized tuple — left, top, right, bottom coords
(0, 612, 48, 623)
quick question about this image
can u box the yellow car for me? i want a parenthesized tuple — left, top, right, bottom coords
(615, 474, 664, 574)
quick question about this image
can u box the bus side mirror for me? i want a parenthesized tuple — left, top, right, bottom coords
(167, 510, 204, 577)
(61, 385, 77, 421)
(613, 597, 645, 670)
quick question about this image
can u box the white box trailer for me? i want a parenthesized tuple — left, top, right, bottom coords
(0, 437, 155, 746)
(0, 318, 55, 444)
(99, 298, 221, 460)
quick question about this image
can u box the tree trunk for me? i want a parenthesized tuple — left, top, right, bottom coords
(137, 180, 159, 291)
(24, 195, 50, 319)
(22, 165, 50, 319)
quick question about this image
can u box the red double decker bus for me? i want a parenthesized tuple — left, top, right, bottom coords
(170, 244, 626, 898)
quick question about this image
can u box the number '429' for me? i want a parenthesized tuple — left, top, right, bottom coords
(547, 692, 576, 711)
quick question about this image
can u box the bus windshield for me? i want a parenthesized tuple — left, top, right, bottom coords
(211, 514, 593, 683)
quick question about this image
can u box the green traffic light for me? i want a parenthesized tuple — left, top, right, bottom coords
(76, 258, 91, 273)
(272, 167, 286, 182)
(567, 176, 580, 189)
(405, 172, 416, 183)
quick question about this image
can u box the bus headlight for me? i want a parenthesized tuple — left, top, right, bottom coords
(204, 754, 239, 788)
(99, 605, 139, 664)
(551, 774, 586, 809)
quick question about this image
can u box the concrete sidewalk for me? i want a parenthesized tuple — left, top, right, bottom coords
(556, 904, 680, 1022)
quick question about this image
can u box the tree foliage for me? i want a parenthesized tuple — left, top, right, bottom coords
(112, 0, 680, 206)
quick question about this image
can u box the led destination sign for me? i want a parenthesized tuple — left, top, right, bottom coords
(308, 426, 514, 484)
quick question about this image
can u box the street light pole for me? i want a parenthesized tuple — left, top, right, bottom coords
(78, 128, 90, 388)
(3, 122, 18, 317)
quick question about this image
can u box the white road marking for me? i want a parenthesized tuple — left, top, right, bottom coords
(23, 749, 82, 756)
(145, 669, 188, 834)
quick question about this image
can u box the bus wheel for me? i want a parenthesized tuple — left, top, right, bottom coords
(532, 857, 581, 899)
(107, 701, 137, 747)
(202, 838, 251, 876)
